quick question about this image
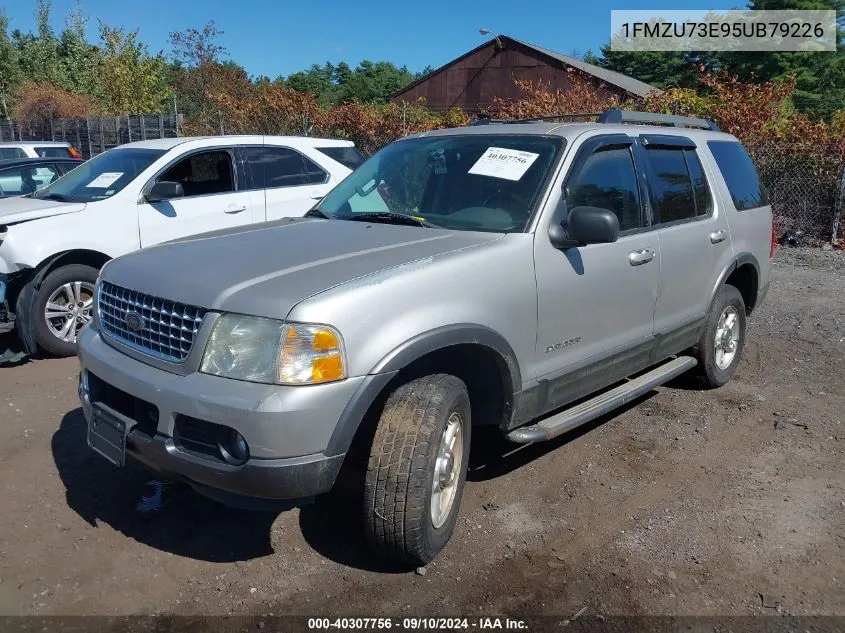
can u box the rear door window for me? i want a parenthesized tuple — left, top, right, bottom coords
(35, 146, 73, 158)
(315, 146, 365, 170)
(684, 149, 712, 217)
(643, 148, 696, 224)
(707, 140, 768, 210)
(243, 146, 328, 189)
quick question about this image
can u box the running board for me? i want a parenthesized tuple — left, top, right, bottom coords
(506, 356, 698, 444)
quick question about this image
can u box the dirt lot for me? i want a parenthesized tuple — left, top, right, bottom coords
(0, 248, 843, 624)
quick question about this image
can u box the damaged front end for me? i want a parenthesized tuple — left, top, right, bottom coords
(1, 256, 39, 363)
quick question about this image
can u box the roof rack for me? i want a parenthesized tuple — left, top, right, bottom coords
(470, 113, 602, 126)
(470, 109, 720, 131)
(597, 109, 720, 131)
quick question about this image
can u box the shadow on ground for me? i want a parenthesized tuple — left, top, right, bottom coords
(52, 408, 279, 563)
(50, 384, 678, 569)
(467, 392, 657, 482)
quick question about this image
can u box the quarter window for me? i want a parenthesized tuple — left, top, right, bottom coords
(707, 140, 768, 210)
(565, 146, 643, 231)
(316, 146, 365, 170)
(159, 150, 234, 197)
(243, 147, 328, 190)
(0, 147, 26, 159)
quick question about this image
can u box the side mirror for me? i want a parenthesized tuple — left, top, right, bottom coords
(145, 181, 184, 203)
(549, 205, 620, 249)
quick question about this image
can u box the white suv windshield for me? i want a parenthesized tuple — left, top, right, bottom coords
(31, 147, 165, 203)
(316, 134, 564, 232)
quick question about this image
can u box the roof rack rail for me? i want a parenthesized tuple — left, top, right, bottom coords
(598, 109, 720, 131)
(469, 109, 720, 131)
(470, 113, 601, 126)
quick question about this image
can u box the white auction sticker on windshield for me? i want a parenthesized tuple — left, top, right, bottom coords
(468, 147, 539, 181)
(86, 172, 123, 188)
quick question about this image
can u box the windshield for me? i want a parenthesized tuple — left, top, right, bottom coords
(316, 134, 564, 232)
(31, 147, 166, 203)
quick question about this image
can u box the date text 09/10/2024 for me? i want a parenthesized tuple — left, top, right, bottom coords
(307, 618, 528, 630)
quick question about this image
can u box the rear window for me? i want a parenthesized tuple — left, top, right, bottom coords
(35, 146, 73, 158)
(707, 141, 768, 210)
(0, 147, 27, 160)
(316, 146, 365, 170)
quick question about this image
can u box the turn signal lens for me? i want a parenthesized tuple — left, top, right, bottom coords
(277, 324, 346, 385)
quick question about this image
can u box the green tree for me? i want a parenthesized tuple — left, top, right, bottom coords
(13, 0, 65, 86)
(285, 62, 337, 105)
(0, 9, 21, 118)
(98, 23, 171, 113)
(285, 60, 418, 105)
(597, 48, 703, 89)
(719, 0, 845, 120)
(57, 2, 103, 98)
(335, 60, 415, 103)
(597, 0, 845, 120)
(170, 20, 227, 67)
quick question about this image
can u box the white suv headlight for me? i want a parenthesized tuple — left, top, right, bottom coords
(200, 314, 346, 385)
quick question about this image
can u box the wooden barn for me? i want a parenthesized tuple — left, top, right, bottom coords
(390, 35, 656, 113)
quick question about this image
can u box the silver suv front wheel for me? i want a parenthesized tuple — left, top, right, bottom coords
(364, 374, 471, 566)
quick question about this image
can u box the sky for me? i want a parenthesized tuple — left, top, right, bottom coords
(7, 0, 743, 79)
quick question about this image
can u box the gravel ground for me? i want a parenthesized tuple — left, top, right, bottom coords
(0, 247, 843, 625)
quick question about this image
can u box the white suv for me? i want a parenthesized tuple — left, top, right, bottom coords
(0, 141, 83, 160)
(0, 135, 362, 356)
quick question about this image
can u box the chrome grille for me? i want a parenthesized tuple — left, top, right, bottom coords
(97, 281, 207, 362)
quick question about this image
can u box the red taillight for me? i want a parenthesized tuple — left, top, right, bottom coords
(68, 146, 82, 160)
(770, 225, 777, 258)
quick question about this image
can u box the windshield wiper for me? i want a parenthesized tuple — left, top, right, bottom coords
(304, 208, 332, 219)
(33, 192, 74, 202)
(346, 212, 440, 228)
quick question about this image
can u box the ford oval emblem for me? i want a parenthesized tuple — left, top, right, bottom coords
(125, 311, 145, 332)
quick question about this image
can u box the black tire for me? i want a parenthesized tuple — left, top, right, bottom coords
(363, 374, 471, 566)
(32, 264, 99, 357)
(694, 284, 746, 388)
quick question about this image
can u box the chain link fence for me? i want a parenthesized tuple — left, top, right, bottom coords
(746, 141, 845, 244)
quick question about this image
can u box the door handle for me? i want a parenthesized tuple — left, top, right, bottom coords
(224, 204, 247, 214)
(629, 248, 655, 266)
(709, 229, 727, 244)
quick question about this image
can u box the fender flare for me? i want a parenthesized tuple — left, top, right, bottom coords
(709, 251, 760, 309)
(324, 324, 522, 457)
(371, 323, 522, 388)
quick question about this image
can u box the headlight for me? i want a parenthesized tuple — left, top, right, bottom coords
(199, 314, 346, 385)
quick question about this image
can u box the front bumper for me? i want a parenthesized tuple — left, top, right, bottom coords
(77, 325, 366, 502)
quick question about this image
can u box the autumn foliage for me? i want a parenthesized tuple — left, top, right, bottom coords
(13, 82, 100, 125)
(643, 71, 838, 147)
(487, 72, 622, 120)
(203, 80, 469, 155)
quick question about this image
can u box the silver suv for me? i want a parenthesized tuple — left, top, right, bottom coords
(77, 110, 774, 565)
